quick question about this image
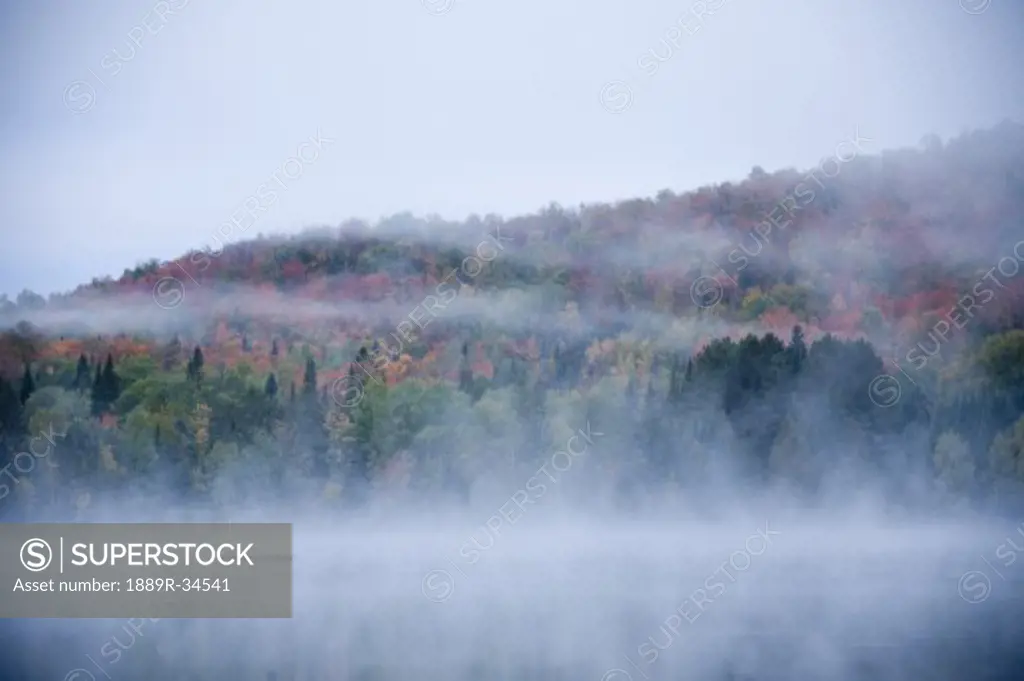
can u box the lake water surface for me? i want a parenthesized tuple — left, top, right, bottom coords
(4, 513, 1023, 680)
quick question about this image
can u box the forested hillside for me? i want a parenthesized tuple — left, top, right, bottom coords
(2, 121, 1024, 517)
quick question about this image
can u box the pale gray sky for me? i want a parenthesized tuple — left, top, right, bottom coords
(1, 0, 1021, 297)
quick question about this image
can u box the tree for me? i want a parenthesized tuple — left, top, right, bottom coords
(988, 416, 1024, 483)
(186, 347, 205, 384)
(0, 321, 43, 370)
(787, 325, 807, 374)
(90, 364, 103, 416)
(74, 354, 90, 392)
(459, 342, 474, 397)
(668, 355, 686, 405)
(303, 357, 317, 396)
(978, 330, 1024, 408)
(86, 354, 122, 417)
(162, 335, 183, 371)
(0, 375, 23, 459)
(265, 373, 278, 398)
(23, 386, 93, 489)
(19, 364, 35, 406)
(294, 357, 328, 478)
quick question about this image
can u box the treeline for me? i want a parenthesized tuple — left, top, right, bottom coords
(2, 322, 1023, 516)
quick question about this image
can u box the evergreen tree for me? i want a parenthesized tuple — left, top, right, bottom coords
(303, 357, 318, 396)
(294, 357, 328, 478)
(186, 346, 205, 384)
(19, 364, 35, 406)
(356, 346, 370, 378)
(101, 353, 121, 405)
(0, 375, 24, 456)
(90, 364, 103, 416)
(788, 325, 807, 374)
(459, 342, 474, 396)
(265, 373, 278, 398)
(74, 354, 90, 392)
(668, 355, 686, 405)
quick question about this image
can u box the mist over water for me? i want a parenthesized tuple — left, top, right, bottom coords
(4, 503, 1024, 681)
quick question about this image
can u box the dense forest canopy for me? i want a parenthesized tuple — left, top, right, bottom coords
(1, 121, 1024, 518)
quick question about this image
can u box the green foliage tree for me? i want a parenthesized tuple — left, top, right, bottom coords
(988, 416, 1024, 483)
(978, 331, 1024, 410)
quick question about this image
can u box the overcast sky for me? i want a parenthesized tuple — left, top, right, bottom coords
(1, 0, 1022, 298)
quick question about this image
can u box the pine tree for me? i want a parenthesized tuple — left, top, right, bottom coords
(265, 373, 278, 398)
(789, 325, 807, 374)
(101, 354, 121, 405)
(194, 346, 204, 382)
(459, 342, 474, 396)
(19, 364, 35, 406)
(91, 364, 103, 416)
(303, 357, 317, 395)
(0, 376, 24, 452)
(186, 346, 204, 384)
(295, 357, 328, 479)
(90, 355, 120, 415)
(668, 355, 682, 405)
(74, 354, 90, 392)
